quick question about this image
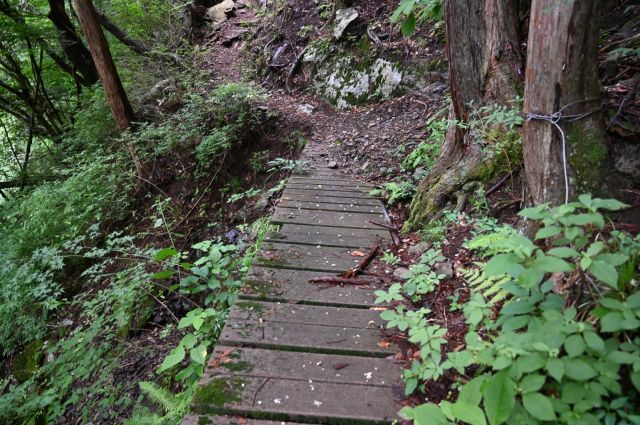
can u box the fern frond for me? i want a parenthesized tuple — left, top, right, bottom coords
(460, 266, 510, 305)
(123, 410, 163, 425)
(138, 381, 180, 415)
(464, 225, 517, 257)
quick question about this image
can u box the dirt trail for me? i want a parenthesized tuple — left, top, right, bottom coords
(203, 4, 444, 183)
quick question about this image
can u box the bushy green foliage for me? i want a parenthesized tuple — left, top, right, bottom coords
(394, 196, 640, 425)
(196, 127, 234, 167)
(124, 381, 195, 425)
(391, 0, 444, 37)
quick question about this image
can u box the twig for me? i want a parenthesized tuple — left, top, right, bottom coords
(308, 277, 372, 286)
(367, 220, 396, 231)
(485, 170, 514, 197)
(341, 245, 380, 279)
(381, 207, 402, 246)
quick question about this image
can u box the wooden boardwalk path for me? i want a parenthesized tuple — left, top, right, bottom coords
(184, 144, 401, 425)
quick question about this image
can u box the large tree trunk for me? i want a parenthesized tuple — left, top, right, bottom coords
(47, 0, 99, 85)
(523, 0, 605, 205)
(71, 0, 135, 131)
(406, 0, 524, 228)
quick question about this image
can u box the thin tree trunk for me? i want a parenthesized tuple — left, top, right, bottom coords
(523, 0, 605, 205)
(71, 0, 135, 131)
(47, 0, 99, 85)
(96, 10, 149, 54)
(406, 0, 524, 228)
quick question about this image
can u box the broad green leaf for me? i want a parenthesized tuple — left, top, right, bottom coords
(459, 375, 487, 406)
(535, 254, 573, 273)
(564, 334, 585, 357)
(180, 333, 197, 350)
(535, 226, 561, 240)
(627, 291, 640, 309)
(591, 198, 628, 211)
(522, 392, 556, 421)
(588, 260, 618, 288)
(485, 253, 524, 277)
(546, 357, 565, 382)
(482, 372, 516, 425)
(155, 247, 178, 261)
(519, 374, 545, 393)
(519, 206, 547, 220)
(401, 13, 417, 37)
(450, 401, 487, 425)
(560, 213, 605, 229)
(600, 312, 624, 332)
(547, 247, 580, 258)
(607, 350, 636, 364)
(583, 331, 605, 352)
(190, 343, 208, 364)
(563, 358, 597, 381)
(400, 404, 449, 425)
(157, 345, 185, 373)
(153, 269, 177, 279)
(594, 253, 629, 267)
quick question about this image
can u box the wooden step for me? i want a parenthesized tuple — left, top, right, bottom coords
(278, 199, 384, 214)
(241, 267, 382, 308)
(271, 208, 385, 230)
(265, 223, 388, 249)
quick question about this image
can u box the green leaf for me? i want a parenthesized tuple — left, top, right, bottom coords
(564, 334, 585, 357)
(519, 206, 547, 220)
(561, 213, 605, 229)
(459, 375, 487, 406)
(535, 254, 573, 273)
(591, 198, 628, 211)
(583, 331, 605, 352)
(522, 392, 556, 421)
(547, 247, 580, 258)
(607, 350, 636, 364)
(546, 357, 565, 382)
(594, 253, 629, 267)
(401, 13, 417, 37)
(600, 312, 624, 332)
(450, 401, 487, 425)
(190, 343, 208, 364)
(153, 269, 177, 279)
(588, 260, 619, 288)
(400, 404, 449, 425)
(180, 333, 197, 350)
(155, 247, 178, 261)
(482, 372, 516, 425)
(157, 345, 185, 373)
(485, 254, 524, 277)
(627, 291, 640, 309)
(519, 374, 545, 393)
(563, 358, 597, 381)
(535, 226, 561, 240)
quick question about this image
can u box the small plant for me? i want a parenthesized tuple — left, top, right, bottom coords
(382, 251, 401, 266)
(370, 181, 416, 205)
(227, 188, 262, 204)
(124, 381, 195, 425)
(267, 158, 308, 173)
(391, 0, 444, 37)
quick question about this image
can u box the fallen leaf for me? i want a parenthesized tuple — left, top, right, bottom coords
(377, 340, 391, 348)
(350, 250, 366, 257)
(333, 362, 349, 370)
(370, 307, 388, 311)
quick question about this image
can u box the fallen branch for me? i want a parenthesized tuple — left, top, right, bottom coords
(285, 46, 308, 94)
(309, 277, 371, 286)
(485, 170, 515, 197)
(367, 220, 396, 231)
(342, 245, 380, 279)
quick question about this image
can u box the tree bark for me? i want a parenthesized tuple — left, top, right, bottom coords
(71, 0, 135, 130)
(523, 0, 605, 206)
(406, 0, 524, 228)
(47, 0, 99, 85)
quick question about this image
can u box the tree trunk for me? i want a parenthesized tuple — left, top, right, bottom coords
(406, 0, 524, 228)
(47, 0, 99, 85)
(71, 0, 135, 130)
(523, 0, 605, 206)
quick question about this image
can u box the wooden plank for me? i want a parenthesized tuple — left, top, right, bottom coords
(219, 319, 394, 357)
(287, 183, 371, 193)
(183, 416, 309, 425)
(280, 192, 381, 206)
(271, 208, 385, 229)
(283, 188, 373, 200)
(278, 199, 384, 214)
(289, 177, 374, 188)
(206, 346, 402, 387)
(191, 375, 400, 424)
(241, 267, 381, 307)
(254, 242, 380, 273)
(265, 224, 388, 249)
(229, 301, 385, 329)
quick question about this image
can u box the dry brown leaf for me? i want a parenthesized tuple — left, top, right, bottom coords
(350, 250, 366, 257)
(333, 362, 349, 370)
(377, 340, 391, 348)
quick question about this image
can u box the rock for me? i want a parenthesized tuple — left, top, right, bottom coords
(235, 0, 247, 9)
(333, 8, 359, 40)
(393, 267, 412, 280)
(408, 242, 430, 256)
(327, 161, 338, 169)
(298, 104, 315, 114)
(435, 261, 454, 279)
(360, 161, 370, 171)
(206, 0, 234, 23)
(11, 340, 43, 383)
